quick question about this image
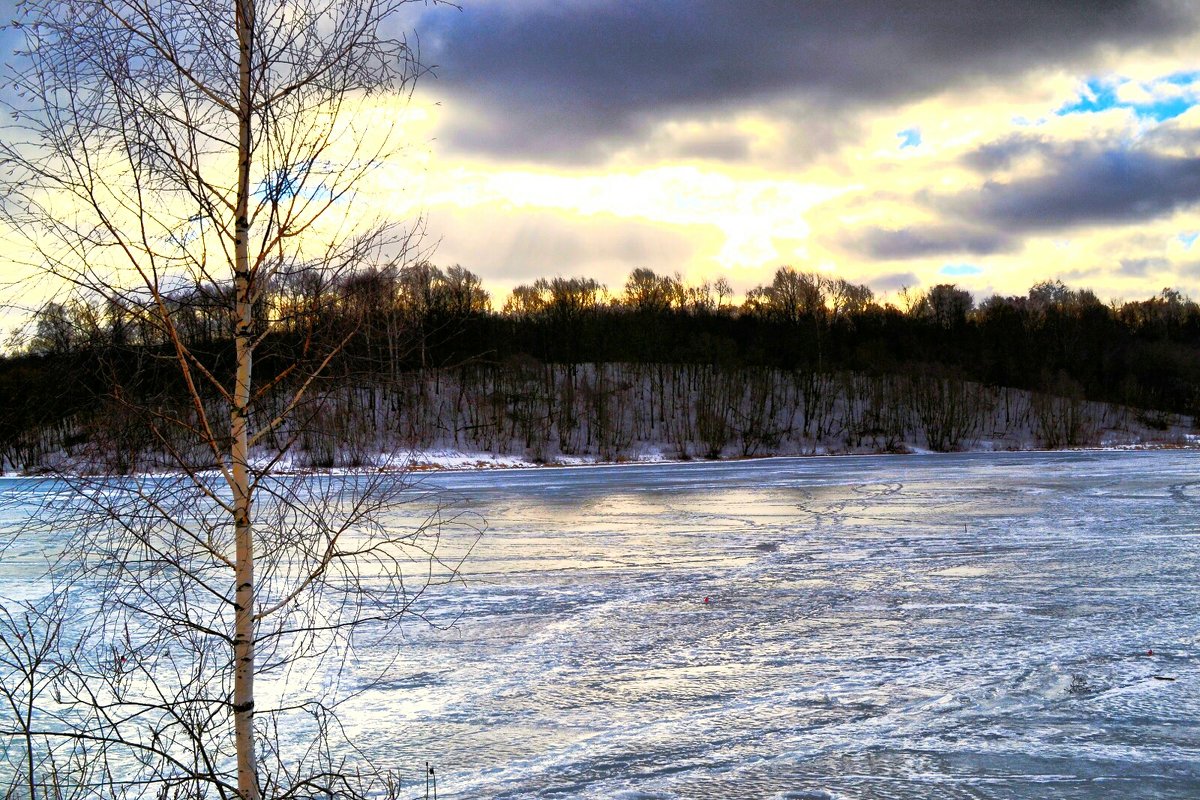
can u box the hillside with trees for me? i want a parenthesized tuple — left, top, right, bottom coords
(2, 265, 1197, 472)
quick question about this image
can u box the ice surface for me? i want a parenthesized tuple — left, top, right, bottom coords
(4, 451, 1200, 798)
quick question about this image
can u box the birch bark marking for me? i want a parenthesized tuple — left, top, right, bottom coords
(233, 0, 259, 797)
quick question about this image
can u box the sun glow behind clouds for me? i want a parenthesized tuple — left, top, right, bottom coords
(410, 70, 1142, 298)
(412, 160, 851, 275)
(267, 54, 1200, 303)
(391, 0, 1200, 304)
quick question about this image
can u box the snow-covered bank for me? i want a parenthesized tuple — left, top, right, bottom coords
(307, 364, 1200, 473)
(401, 435, 1200, 474)
(6, 362, 1196, 476)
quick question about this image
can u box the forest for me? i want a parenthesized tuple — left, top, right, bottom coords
(2, 264, 1197, 472)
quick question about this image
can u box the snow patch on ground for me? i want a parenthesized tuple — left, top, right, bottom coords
(408, 450, 541, 471)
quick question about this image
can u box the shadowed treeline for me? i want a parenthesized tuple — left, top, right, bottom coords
(2, 265, 1196, 470)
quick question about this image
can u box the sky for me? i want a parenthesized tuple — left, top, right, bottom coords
(378, 0, 1200, 304)
(3, 1, 1200, 310)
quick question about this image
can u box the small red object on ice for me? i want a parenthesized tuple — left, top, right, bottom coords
(703, 596, 710, 604)
(1148, 649, 1154, 656)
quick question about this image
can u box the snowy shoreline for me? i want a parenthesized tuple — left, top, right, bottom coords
(6, 432, 1196, 481)
(400, 438, 1200, 475)
(6, 442, 1194, 481)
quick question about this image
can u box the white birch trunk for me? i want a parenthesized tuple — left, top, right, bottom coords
(233, 0, 259, 797)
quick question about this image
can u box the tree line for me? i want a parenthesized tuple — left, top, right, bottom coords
(2, 264, 1196, 470)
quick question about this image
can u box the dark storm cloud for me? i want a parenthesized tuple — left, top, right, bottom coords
(947, 146, 1200, 230)
(419, 0, 1191, 162)
(845, 225, 1016, 259)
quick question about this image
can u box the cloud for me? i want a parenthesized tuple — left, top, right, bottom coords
(842, 225, 1016, 259)
(425, 206, 708, 287)
(420, 0, 1192, 163)
(961, 135, 1060, 172)
(1118, 256, 1170, 276)
(670, 132, 753, 162)
(1056, 267, 1104, 282)
(949, 141, 1200, 231)
(866, 271, 921, 293)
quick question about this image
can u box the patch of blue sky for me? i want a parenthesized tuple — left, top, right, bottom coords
(255, 161, 335, 204)
(1057, 73, 1199, 123)
(1135, 95, 1193, 122)
(1178, 231, 1199, 250)
(940, 263, 983, 277)
(1163, 70, 1200, 87)
(897, 127, 921, 149)
(1058, 77, 1120, 116)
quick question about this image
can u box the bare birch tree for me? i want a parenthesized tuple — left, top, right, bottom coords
(0, 1, 468, 798)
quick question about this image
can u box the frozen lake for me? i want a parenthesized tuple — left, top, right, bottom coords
(4, 450, 1200, 798)
(357, 450, 1200, 798)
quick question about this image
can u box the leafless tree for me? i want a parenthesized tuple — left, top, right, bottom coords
(0, 1, 468, 799)
(621, 268, 683, 313)
(1032, 374, 1100, 448)
(733, 367, 786, 457)
(909, 367, 990, 452)
(694, 365, 735, 459)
